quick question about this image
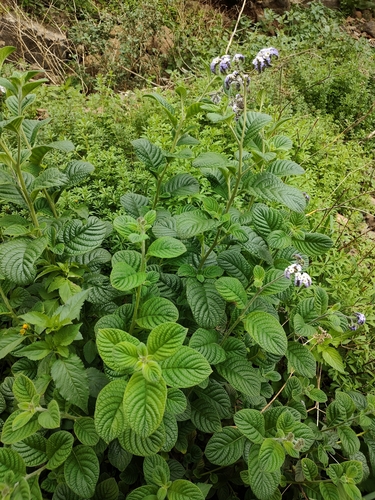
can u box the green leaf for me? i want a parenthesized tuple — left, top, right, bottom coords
(337, 426, 360, 455)
(160, 346, 212, 388)
(246, 172, 306, 213)
(74, 417, 99, 446)
(143, 454, 170, 486)
(286, 342, 316, 378)
(244, 312, 287, 356)
(267, 230, 292, 250)
(0, 46, 16, 69)
(267, 160, 304, 176)
(251, 204, 284, 238)
(238, 111, 272, 142)
(240, 226, 273, 264)
(108, 439, 132, 471)
(259, 438, 285, 472)
(0, 331, 26, 359)
(192, 152, 230, 169)
(216, 356, 260, 397)
(215, 277, 247, 309)
(137, 298, 179, 329)
(205, 427, 245, 466)
(0, 237, 47, 285)
(126, 485, 159, 500)
(124, 372, 167, 437)
(38, 400, 60, 429)
(319, 482, 340, 500)
(132, 138, 166, 170)
(60, 217, 108, 256)
(16, 341, 51, 360)
(166, 388, 187, 415)
(46, 431, 74, 470)
(12, 434, 47, 467)
(194, 380, 231, 419)
(234, 409, 265, 444)
(301, 458, 318, 481)
(110, 262, 147, 291)
(147, 322, 187, 361)
(51, 354, 89, 412)
(10, 476, 30, 499)
(31, 168, 69, 192)
(64, 160, 95, 188)
(96, 328, 139, 371)
(168, 480, 205, 500)
(119, 425, 165, 456)
(148, 236, 187, 259)
(1, 411, 40, 444)
(217, 250, 252, 287)
(260, 269, 292, 295)
(0, 448, 26, 482)
(162, 174, 200, 197)
(112, 341, 139, 371)
(292, 232, 333, 257)
(321, 347, 346, 374)
(191, 399, 222, 433)
(307, 388, 327, 403)
(248, 445, 281, 500)
(92, 478, 119, 500)
(120, 192, 150, 218)
(186, 278, 226, 329)
(13, 374, 37, 403)
(64, 445, 99, 498)
(189, 328, 226, 364)
(144, 92, 177, 125)
(175, 210, 218, 239)
(94, 379, 127, 443)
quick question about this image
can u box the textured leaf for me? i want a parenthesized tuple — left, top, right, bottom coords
(192, 152, 230, 169)
(0, 448, 26, 481)
(46, 431, 74, 470)
(234, 409, 265, 444)
(186, 278, 226, 329)
(132, 138, 166, 170)
(96, 327, 139, 371)
(1, 411, 40, 444)
(240, 226, 273, 264)
(120, 192, 150, 218)
(286, 342, 316, 378)
(60, 217, 108, 256)
(216, 356, 260, 397)
(95, 379, 127, 443)
(112, 341, 138, 371)
(238, 111, 272, 143)
(161, 412, 178, 452)
(168, 480, 205, 500)
(148, 236, 187, 259)
(301, 458, 318, 481)
(244, 312, 287, 356)
(137, 298, 179, 329)
(143, 454, 170, 486)
(162, 174, 200, 197)
(217, 250, 252, 287)
(64, 160, 95, 188)
(194, 380, 231, 419)
(267, 160, 304, 176)
(31, 168, 68, 192)
(246, 172, 306, 213)
(259, 438, 285, 472)
(191, 399, 222, 433)
(252, 204, 283, 238)
(321, 347, 345, 374)
(292, 232, 333, 257)
(147, 322, 187, 361)
(260, 269, 292, 296)
(166, 388, 187, 415)
(319, 482, 340, 500)
(108, 439, 132, 471)
(126, 485, 158, 500)
(267, 230, 292, 250)
(112, 249, 142, 269)
(248, 445, 281, 500)
(160, 346, 212, 388)
(205, 427, 245, 466)
(110, 262, 147, 291)
(0, 332, 26, 359)
(124, 372, 167, 437)
(93, 478, 119, 500)
(119, 425, 165, 456)
(38, 400, 60, 429)
(64, 445, 99, 498)
(0, 237, 47, 285)
(12, 434, 47, 467)
(337, 426, 360, 455)
(51, 354, 89, 412)
(74, 417, 99, 446)
(175, 211, 218, 238)
(215, 277, 247, 309)
(189, 328, 226, 365)
(13, 374, 36, 403)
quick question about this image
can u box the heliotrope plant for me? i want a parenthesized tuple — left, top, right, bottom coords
(0, 44, 373, 500)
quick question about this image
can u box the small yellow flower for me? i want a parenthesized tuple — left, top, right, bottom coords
(22, 323, 29, 330)
(19, 328, 26, 335)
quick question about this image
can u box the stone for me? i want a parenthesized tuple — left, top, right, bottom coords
(363, 20, 375, 37)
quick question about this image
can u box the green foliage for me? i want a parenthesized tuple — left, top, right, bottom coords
(0, 28, 375, 500)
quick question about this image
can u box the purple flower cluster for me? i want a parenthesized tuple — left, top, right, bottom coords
(284, 263, 312, 288)
(252, 47, 279, 73)
(224, 71, 250, 91)
(349, 312, 366, 331)
(210, 53, 245, 75)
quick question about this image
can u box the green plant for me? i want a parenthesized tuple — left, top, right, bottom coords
(0, 45, 374, 500)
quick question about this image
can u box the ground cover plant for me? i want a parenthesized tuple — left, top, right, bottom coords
(1, 35, 375, 500)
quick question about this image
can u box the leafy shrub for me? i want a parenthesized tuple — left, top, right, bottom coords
(0, 45, 374, 500)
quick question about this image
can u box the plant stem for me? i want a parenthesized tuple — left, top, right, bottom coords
(261, 372, 294, 413)
(0, 284, 17, 320)
(25, 466, 46, 480)
(43, 189, 58, 218)
(129, 238, 146, 334)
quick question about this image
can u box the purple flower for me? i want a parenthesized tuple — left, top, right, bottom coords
(349, 324, 358, 331)
(253, 47, 279, 73)
(303, 192, 310, 203)
(210, 57, 221, 74)
(294, 272, 312, 288)
(219, 55, 231, 74)
(284, 263, 302, 279)
(233, 53, 245, 63)
(354, 312, 366, 325)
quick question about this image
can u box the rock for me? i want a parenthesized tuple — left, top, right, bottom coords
(363, 20, 375, 37)
(0, 9, 68, 70)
